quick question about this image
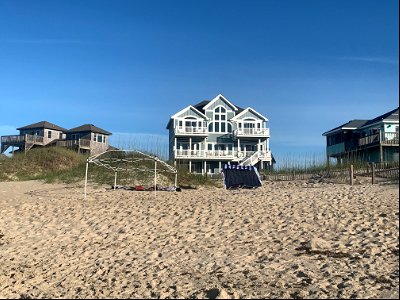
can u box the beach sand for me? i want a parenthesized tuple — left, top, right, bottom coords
(0, 180, 398, 299)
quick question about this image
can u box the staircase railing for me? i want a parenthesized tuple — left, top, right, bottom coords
(239, 151, 261, 166)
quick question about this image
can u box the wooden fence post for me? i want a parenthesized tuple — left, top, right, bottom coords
(372, 163, 375, 185)
(350, 165, 354, 186)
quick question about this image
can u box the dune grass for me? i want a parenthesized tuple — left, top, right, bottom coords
(0, 147, 218, 187)
(0, 147, 87, 182)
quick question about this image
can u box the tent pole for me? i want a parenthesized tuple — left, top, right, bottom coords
(114, 171, 117, 190)
(84, 159, 89, 199)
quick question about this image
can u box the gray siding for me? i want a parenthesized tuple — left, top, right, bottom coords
(205, 97, 235, 112)
(227, 112, 235, 120)
(236, 110, 263, 120)
(175, 107, 205, 119)
(169, 127, 174, 160)
(20, 128, 65, 144)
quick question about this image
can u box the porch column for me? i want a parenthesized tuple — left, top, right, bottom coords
(267, 138, 270, 151)
(189, 137, 192, 154)
(204, 161, 207, 176)
(238, 139, 241, 155)
(174, 138, 177, 158)
(219, 161, 221, 172)
(258, 139, 261, 152)
(189, 160, 192, 173)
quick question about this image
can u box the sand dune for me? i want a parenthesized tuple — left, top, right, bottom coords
(0, 180, 398, 299)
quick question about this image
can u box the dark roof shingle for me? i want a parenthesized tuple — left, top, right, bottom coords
(322, 119, 368, 136)
(193, 99, 245, 114)
(361, 107, 399, 127)
(67, 124, 112, 135)
(17, 121, 67, 132)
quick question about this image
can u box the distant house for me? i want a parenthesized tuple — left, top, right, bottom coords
(166, 94, 274, 174)
(1, 121, 112, 155)
(65, 124, 112, 155)
(322, 107, 399, 163)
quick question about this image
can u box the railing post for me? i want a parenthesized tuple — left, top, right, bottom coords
(350, 165, 354, 186)
(84, 159, 89, 199)
(371, 163, 375, 185)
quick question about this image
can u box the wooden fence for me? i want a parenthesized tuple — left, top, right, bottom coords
(262, 162, 399, 184)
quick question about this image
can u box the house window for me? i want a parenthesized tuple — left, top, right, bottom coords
(213, 106, 228, 133)
(93, 134, 97, 142)
(97, 135, 103, 143)
(59, 132, 63, 139)
(48, 131, 52, 139)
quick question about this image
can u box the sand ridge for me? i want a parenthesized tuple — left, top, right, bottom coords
(0, 180, 398, 299)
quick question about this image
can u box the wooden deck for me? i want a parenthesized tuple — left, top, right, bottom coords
(358, 132, 399, 147)
(1, 134, 45, 154)
(56, 139, 91, 149)
(1, 134, 103, 155)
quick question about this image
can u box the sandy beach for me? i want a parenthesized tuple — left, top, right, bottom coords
(0, 180, 398, 299)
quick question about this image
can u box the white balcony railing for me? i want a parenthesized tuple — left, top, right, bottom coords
(175, 150, 234, 159)
(235, 128, 270, 137)
(175, 126, 208, 135)
(175, 149, 272, 161)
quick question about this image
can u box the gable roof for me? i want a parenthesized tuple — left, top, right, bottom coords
(359, 107, 399, 128)
(202, 94, 239, 111)
(17, 121, 67, 132)
(166, 105, 209, 129)
(67, 124, 112, 135)
(230, 107, 268, 122)
(193, 100, 245, 115)
(171, 105, 208, 120)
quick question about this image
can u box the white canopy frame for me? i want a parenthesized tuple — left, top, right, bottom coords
(84, 150, 178, 199)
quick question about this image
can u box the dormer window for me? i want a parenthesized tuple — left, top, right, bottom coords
(185, 117, 197, 128)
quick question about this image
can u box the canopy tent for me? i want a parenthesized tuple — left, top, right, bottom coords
(84, 150, 178, 198)
(222, 164, 262, 189)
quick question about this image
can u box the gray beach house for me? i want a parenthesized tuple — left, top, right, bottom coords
(166, 94, 274, 174)
(323, 107, 399, 163)
(1, 121, 112, 155)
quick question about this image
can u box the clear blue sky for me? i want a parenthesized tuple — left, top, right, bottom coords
(0, 0, 398, 163)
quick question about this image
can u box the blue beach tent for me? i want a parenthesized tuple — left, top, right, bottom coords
(222, 164, 262, 189)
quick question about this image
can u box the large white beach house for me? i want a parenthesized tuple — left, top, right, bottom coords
(166, 94, 274, 174)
